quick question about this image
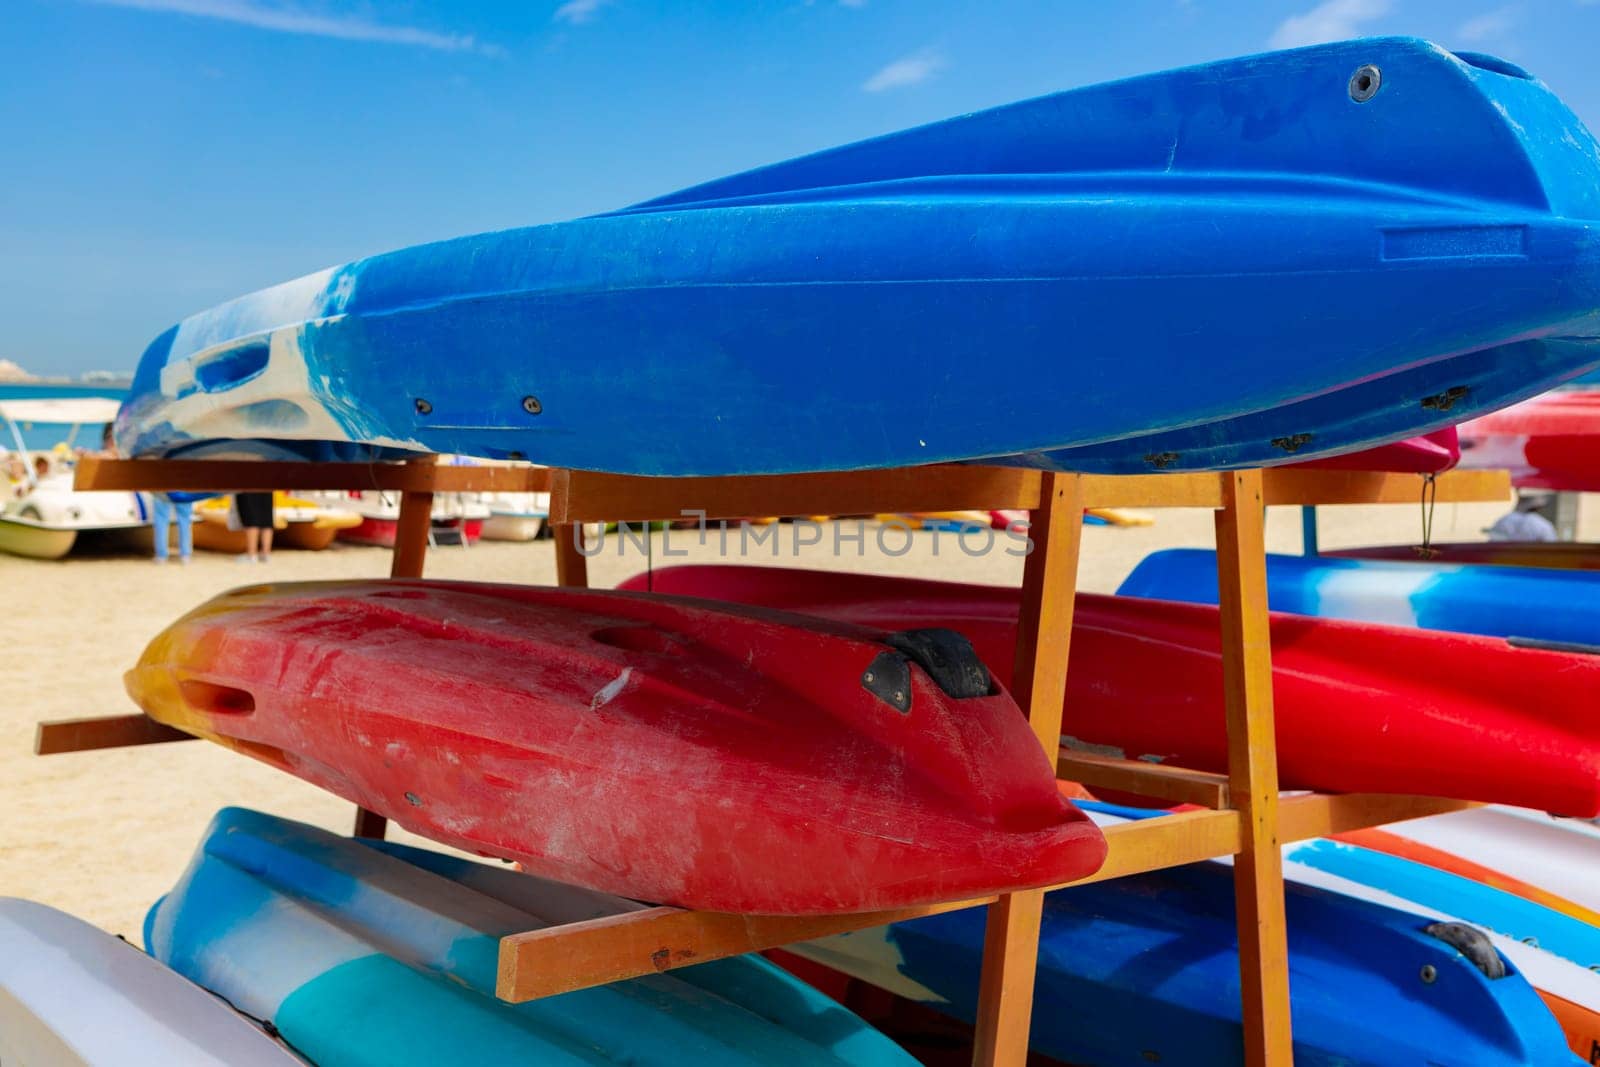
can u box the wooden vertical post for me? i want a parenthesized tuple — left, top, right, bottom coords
(391, 488, 434, 581)
(356, 457, 439, 842)
(1215, 470, 1294, 1066)
(554, 524, 590, 588)
(353, 807, 388, 839)
(971, 473, 1084, 1067)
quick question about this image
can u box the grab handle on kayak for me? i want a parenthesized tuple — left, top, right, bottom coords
(1425, 922, 1507, 980)
(178, 679, 257, 715)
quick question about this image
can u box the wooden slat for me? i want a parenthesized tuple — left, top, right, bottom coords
(1057, 749, 1231, 809)
(1214, 470, 1294, 1067)
(35, 714, 193, 755)
(1083, 807, 1242, 883)
(972, 472, 1084, 1067)
(547, 466, 1043, 523)
(74, 455, 551, 494)
(1259, 468, 1508, 507)
(1279, 792, 1477, 841)
(497, 896, 996, 1003)
(553, 524, 590, 587)
(353, 809, 389, 840)
(496, 808, 1242, 1004)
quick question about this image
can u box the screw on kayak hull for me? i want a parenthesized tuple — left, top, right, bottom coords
(1349, 64, 1381, 102)
(404, 792, 422, 806)
(414, 398, 432, 415)
(1419, 964, 1437, 984)
(522, 396, 542, 415)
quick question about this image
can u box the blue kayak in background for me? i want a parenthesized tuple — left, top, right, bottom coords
(791, 807, 1576, 1066)
(118, 38, 1600, 474)
(144, 808, 916, 1067)
(1116, 548, 1600, 644)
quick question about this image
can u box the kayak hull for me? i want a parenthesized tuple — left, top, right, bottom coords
(618, 565, 1600, 816)
(125, 580, 1105, 913)
(117, 39, 1600, 475)
(145, 808, 918, 1067)
(0, 897, 299, 1066)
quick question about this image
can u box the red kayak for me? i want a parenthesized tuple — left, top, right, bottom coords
(124, 580, 1105, 914)
(1294, 427, 1460, 474)
(1458, 389, 1600, 490)
(617, 566, 1600, 816)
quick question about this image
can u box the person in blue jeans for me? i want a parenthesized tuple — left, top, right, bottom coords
(151, 491, 194, 564)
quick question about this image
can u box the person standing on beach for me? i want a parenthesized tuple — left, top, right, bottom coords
(236, 491, 275, 563)
(151, 492, 194, 564)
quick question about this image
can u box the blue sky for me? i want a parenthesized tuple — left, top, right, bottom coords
(4, 0, 1598, 376)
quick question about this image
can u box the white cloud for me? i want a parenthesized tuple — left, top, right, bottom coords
(553, 0, 611, 25)
(82, 0, 493, 53)
(1458, 5, 1519, 42)
(1268, 0, 1390, 49)
(863, 48, 944, 92)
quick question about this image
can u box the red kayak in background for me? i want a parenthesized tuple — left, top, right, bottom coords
(618, 566, 1600, 816)
(1294, 427, 1460, 474)
(124, 580, 1105, 914)
(1458, 389, 1600, 490)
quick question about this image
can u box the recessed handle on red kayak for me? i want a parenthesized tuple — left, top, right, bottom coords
(178, 679, 257, 715)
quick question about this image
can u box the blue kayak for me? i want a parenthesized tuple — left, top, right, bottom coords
(793, 805, 1578, 1066)
(117, 38, 1600, 475)
(144, 808, 916, 1067)
(1116, 548, 1600, 644)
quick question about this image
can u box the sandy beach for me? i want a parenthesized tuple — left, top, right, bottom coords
(1, 494, 1567, 943)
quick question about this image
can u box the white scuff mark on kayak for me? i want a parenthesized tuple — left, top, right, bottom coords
(591, 667, 633, 710)
(794, 930, 948, 1004)
(1164, 134, 1179, 172)
(1310, 567, 1433, 628)
(1060, 734, 1126, 760)
(167, 266, 339, 358)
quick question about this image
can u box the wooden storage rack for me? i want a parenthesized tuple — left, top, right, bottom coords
(39, 456, 1511, 1067)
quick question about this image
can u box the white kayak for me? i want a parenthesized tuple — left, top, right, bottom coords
(0, 898, 301, 1066)
(1376, 806, 1600, 915)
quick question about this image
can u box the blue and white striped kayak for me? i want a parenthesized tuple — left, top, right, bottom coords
(145, 808, 916, 1067)
(0, 897, 299, 1066)
(1116, 548, 1600, 645)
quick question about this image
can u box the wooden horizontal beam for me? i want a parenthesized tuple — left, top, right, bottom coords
(1057, 749, 1231, 809)
(547, 465, 1044, 523)
(74, 456, 551, 494)
(1278, 791, 1477, 841)
(75, 458, 1505, 512)
(35, 714, 194, 755)
(496, 896, 997, 1003)
(1258, 468, 1509, 507)
(544, 466, 1508, 523)
(496, 808, 1241, 1004)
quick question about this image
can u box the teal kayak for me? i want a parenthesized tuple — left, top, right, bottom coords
(145, 808, 916, 1066)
